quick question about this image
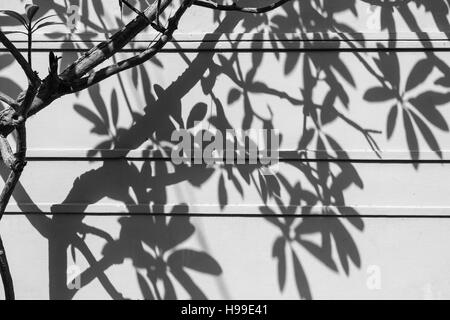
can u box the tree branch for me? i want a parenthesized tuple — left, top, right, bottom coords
(59, 0, 174, 81)
(71, 0, 195, 92)
(18, 85, 38, 120)
(0, 137, 16, 170)
(0, 128, 27, 220)
(27, 0, 178, 117)
(0, 124, 26, 300)
(0, 235, 14, 300)
(0, 93, 18, 110)
(193, 0, 292, 13)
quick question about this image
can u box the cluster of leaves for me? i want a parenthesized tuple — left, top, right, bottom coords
(0, 4, 62, 36)
(74, 86, 122, 157)
(102, 212, 222, 299)
(259, 148, 363, 298)
(364, 47, 450, 164)
(63, 0, 366, 300)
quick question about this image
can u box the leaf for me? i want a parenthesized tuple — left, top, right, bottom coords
(217, 54, 234, 76)
(0, 77, 22, 98)
(298, 236, 338, 270)
(435, 76, 450, 88)
(258, 171, 268, 203)
(110, 89, 119, 127)
(25, 4, 39, 22)
(326, 134, 348, 159)
(332, 161, 364, 190)
(340, 208, 365, 231)
(363, 87, 396, 102)
(1, 31, 27, 36)
(161, 216, 195, 251)
(410, 111, 442, 159)
(409, 91, 450, 131)
(97, 140, 114, 157)
(92, 0, 105, 17)
(59, 42, 79, 73)
(403, 110, 419, 163)
(167, 265, 207, 299)
(265, 174, 280, 198)
(170, 204, 189, 215)
(284, 54, 300, 75)
(375, 51, 400, 89)
(0, 10, 27, 27)
(291, 250, 312, 300)
(153, 84, 165, 98)
(45, 32, 68, 39)
(405, 59, 433, 92)
(251, 36, 264, 68)
(297, 128, 315, 150)
(262, 215, 284, 232)
(332, 219, 361, 273)
(140, 66, 154, 105)
(136, 272, 155, 300)
(86, 149, 99, 158)
(168, 249, 222, 275)
(386, 105, 398, 139)
(272, 236, 286, 291)
(331, 56, 355, 87)
(33, 21, 64, 33)
(74, 104, 108, 135)
(87, 140, 112, 158)
(88, 85, 109, 128)
(31, 14, 58, 28)
(162, 274, 177, 300)
(228, 170, 243, 197)
(0, 54, 14, 70)
(321, 91, 338, 125)
(227, 88, 241, 105)
(132, 67, 139, 88)
(316, 135, 328, 161)
(380, 6, 395, 31)
(186, 102, 208, 129)
(150, 57, 163, 68)
(218, 174, 228, 209)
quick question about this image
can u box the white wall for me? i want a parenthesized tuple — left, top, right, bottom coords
(1, 0, 450, 299)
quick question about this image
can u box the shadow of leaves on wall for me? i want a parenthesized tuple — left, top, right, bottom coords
(1, 0, 450, 300)
(103, 212, 222, 300)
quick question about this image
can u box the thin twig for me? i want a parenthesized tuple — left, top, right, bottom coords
(193, 0, 292, 13)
